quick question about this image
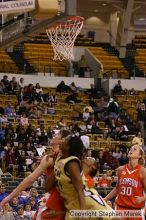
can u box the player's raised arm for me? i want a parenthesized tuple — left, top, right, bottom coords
(0, 155, 53, 207)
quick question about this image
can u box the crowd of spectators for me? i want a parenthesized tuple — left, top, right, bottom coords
(113, 80, 146, 139)
(0, 75, 145, 219)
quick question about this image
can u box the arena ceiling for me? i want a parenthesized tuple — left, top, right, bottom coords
(77, 0, 146, 17)
(0, 0, 146, 49)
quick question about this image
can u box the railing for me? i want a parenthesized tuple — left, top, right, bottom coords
(0, 13, 33, 43)
(0, 14, 25, 31)
(2, 19, 25, 42)
(101, 69, 129, 79)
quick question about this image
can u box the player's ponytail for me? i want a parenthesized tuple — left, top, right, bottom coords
(138, 146, 145, 165)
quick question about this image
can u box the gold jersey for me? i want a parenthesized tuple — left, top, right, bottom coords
(54, 156, 113, 220)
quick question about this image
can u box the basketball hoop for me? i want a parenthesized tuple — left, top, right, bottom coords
(46, 16, 84, 61)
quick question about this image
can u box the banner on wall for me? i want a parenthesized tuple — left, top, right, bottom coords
(0, 0, 35, 14)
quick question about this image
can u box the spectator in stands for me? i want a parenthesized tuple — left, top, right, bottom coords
(42, 92, 50, 104)
(17, 128, 27, 142)
(29, 197, 38, 211)
(35, 83, 43, 94)
(15, 205, 30, 220)
(116, 126, 128, 141)
(5, 144, 16, 168)
(58, 117, 66, 128)
(83, 105, 94, 114)
(17, 151, 27, 175)
(118, 152, 128, 166)
(0, 125, 5, 141)
(1, 75, 9, 92)
(17, 88, 26, 104)
(25, 84, 36, 101)
(4, 124, 15, 139)
(106, 151, 118, 169)
(97, 150, 105, 173)
(4, 103, 13, 116)
(110, 176, 118, 187)
(112, 145, 122, 159)
(98, 173, 111, 188)
(18, 78, 24, 88)
(36, 91, 44, 103)
(49, 91, 57, 104)
(78, 55, 88, 77)
(136, 99, 142, 110)
(129, 88, 137, 95)
(103, 147, 110, 161)
(86, 84, 98, 99)
(89, 97, 98, 110)
(10, 197, 20, 212)
(107, 98, 119, 117)
(82, 108, 90, 121)
(10, 77, 18, 89)
(107, 118, 116, 132)
(0, 81, 7, 94)
(69, 121, 81, 134)
(20, 112, 29, 126)
(24, 203, 35, 219)
(0, 184, 8, 203)
(0, 82, 4, 94)
(113, 80, 123, 95)
(66, 92, 81, 104)
(69, 82, 78, 92)
(28, 188, 40, 204)
(137, 102, 146, 138)
(56, 81, 71, 93)
(36, 125, 47, 145)
(123, 88, 128, 95)
(24, 142, 33, 156)
(8, 81, 17, 95)
(33, 175, 45, 187)
(86, 118, 101, 134)
(0, 203, 15, 220)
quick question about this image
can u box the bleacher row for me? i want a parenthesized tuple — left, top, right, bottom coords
(0, 34, 146, 77)
(133, 35, 146, 47)
(0, 43, 131, 78)
(135, 48, 146, 74)
(1, 174, 45, 194)
(27, 33, 97, 47)
(0, 50, 18, 73)
(89, 47, 129, 79)
(24, 44, 68, 75)
(0, 87, 133, 150)
(1, 173, 113, 196)
(116, 91, 146, 121)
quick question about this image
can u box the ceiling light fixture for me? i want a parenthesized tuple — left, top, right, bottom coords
(139, 18, 146, 21)
(102, 3, 107, 6)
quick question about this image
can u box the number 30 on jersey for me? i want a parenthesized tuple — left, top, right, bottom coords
(120, 186, 132, 196)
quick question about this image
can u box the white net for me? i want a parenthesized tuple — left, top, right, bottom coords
(46, 16, 84, 61)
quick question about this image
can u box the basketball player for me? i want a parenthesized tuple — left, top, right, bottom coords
(104, 144, 146, 220)
(0, 130, 70, 220)
(45, 135, 114, 220)
(83, 157, 98, 188)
